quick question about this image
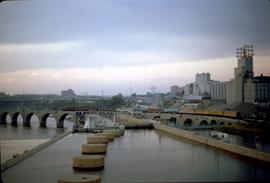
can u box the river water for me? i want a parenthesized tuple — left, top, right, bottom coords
(0, 115, 73, 163)
(2, 129, 270, 182)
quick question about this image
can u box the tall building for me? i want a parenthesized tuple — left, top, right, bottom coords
(184, 83, 193, 96)
(209, 45, 255, 104)
(61, 89, 76, 98)
(232, 45, 254, 103)
(210, 81, 226, 102)
(170, 85, 183, 96)
(194, 72, 211, 96)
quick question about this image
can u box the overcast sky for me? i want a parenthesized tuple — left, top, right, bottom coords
(0, 0, 270, 95)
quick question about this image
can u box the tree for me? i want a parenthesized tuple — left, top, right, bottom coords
(131, 93, 137, 98)
(110, 93, 125, 107)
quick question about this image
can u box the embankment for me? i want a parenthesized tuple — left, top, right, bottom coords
(154, 124, 270, 163)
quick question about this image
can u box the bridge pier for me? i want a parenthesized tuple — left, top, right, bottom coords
(0, 117, 7, 125)
(0, 113, 8, 125)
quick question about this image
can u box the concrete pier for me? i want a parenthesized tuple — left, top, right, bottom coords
(73, 155, 105, 169)
(87, 135, 109, 144)
(81, 144, 107, 154)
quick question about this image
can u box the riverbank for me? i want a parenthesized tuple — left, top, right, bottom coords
(1, 129, 73, 172)
(154, 124, 270, 163)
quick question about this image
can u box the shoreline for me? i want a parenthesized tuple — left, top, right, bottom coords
(154, 124, 270, 163)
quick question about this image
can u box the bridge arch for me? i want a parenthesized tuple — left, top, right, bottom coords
(183, 118, 192, 126)
(153, 116, 160, 121)
(57, 113, 72, 128)
(0, 112, 9, 125)
(219, 121, 225, 125)
(11, 112, 22, 126)
(210, 120, 217, 125)
(40, 113, 51, 128)
(200, 120, 208, 125)
(24, 113, 39, 127)
(170, 117, 177, 123)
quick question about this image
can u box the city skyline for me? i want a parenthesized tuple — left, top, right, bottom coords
(0, 0, 270, 95)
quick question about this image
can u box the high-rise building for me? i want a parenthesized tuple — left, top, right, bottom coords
(194, 72, 211, 96)
(231, 45, 254, 103)
(210, 81, 226, 102)
(170, 85, 182, 96)
(209, 45, 255, 104)
(61, 89, 76, 98)
(184, 83, 193, 96)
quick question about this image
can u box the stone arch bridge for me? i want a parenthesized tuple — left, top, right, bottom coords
(143, 112, 243, 126)
(0, 110, 115, 128)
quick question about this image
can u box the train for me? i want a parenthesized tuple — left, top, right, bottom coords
(62, 107, 116, 112)
(189, 110, 241, 118)
(145, 107, 241, 119)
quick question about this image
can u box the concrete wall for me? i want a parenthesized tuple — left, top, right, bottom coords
(154, 124, 270, 163)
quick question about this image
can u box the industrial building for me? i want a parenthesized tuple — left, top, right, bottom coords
(171, 45, 269, 107)
(244, 75, 270, 105)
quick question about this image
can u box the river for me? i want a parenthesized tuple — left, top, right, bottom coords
(2, 129, 270, 182)
(0, 115, 73, 163)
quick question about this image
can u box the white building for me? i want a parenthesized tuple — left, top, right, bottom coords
(210, 81, 227, 101)
(61, 89, 76, 98)
(194, 72, 211, 95)
(170, 85, 183, 96)
(184, 83, 193, 96)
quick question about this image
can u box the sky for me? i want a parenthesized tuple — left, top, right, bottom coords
(0, 0, 270, 95)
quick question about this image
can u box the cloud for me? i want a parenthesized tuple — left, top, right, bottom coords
(1, 53, 269, 95)
(0, 56, 237, 94)
(0, 35, 241, 73)
(0, 41, 83, 52)
(0, 39, 178, 72)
